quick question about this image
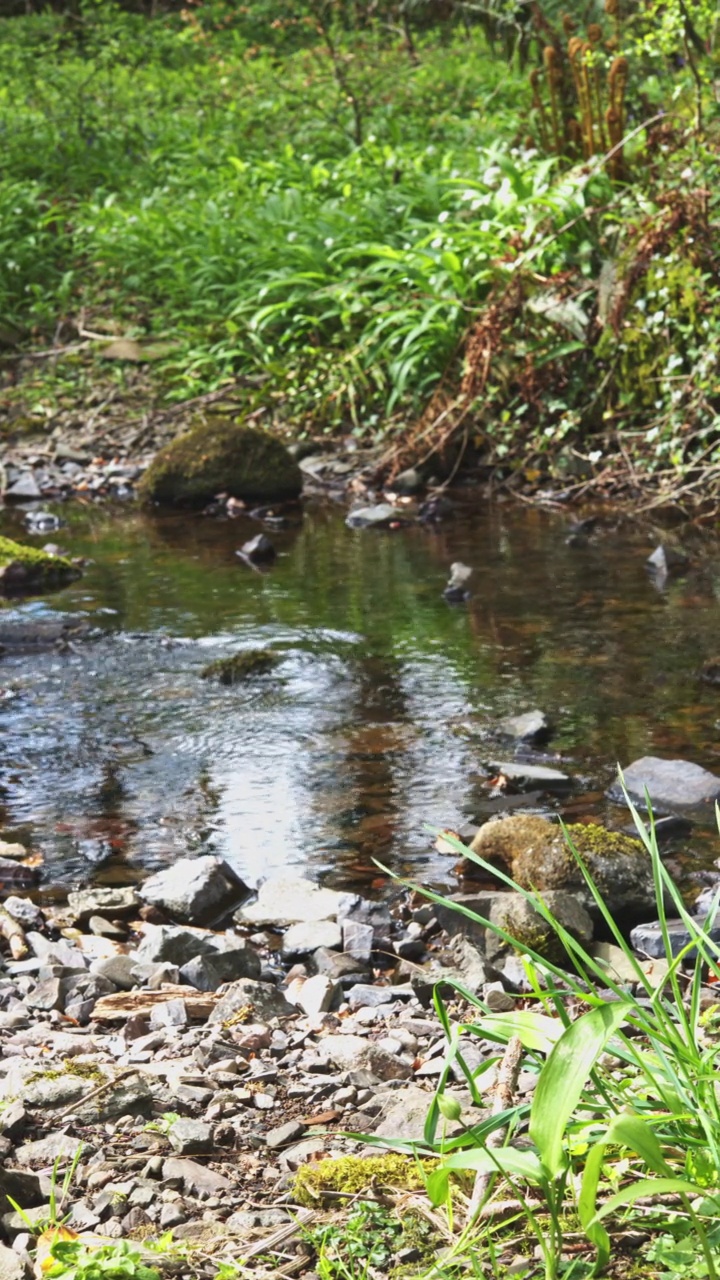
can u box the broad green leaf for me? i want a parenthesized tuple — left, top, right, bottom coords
(530, 1001, 631, 1178)
(579, 1111, 673, 1269)
(471, 1011, 562, 1054)
(426, 1147, 546, 1205)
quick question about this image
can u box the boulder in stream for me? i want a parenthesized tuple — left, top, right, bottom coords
(470, 815, 657, 918)
(0, 536, 81, 596)
(608, 757, 720, 811)
(138, 418, 302, 507)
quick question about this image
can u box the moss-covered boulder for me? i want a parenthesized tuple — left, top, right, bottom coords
(470, 815, 656, 919)
(487, 889, 594, 965)
(138, 418, 302, 507)
(0, 537, 81, 596)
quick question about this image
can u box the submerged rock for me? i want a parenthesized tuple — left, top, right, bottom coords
(496, 709, 551, 745)
(0, 536, 80, 596)
(237, 533, 276, 565)
(138, 418, 302, 507)
(608, 757, 720, 811)
(200, 650, 280, 685)
(345, 503, 408, 530)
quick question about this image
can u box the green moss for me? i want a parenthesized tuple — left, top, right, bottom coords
(293, 1155, 436, 1207)
(0, 536, 80, 596)
(138, 416, 303, 507)
(200, 649, 280, 685)
(27, 1061, 106, 1084)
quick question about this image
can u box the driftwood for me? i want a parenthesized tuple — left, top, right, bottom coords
(92, 984, 219, 1022)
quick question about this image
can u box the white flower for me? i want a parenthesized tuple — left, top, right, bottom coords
(438, 211, 450, 223)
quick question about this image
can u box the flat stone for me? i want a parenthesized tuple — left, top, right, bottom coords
(346, 985, 398, 1009)
(14, 1132, 84, 1166)
(629, 917, 720, 960)
(608, 757, 720, 811)
(237, 876, 348, 927)
(496, 709, 551, 744)
(25, 976, 64, 1011)
(345, 503, 407, 530)
(179, 944, 260, 989)
(312, 947, 369, 983)
(139, 856, 250, 924)
(487, 761, 572, 792)
(2, 896, 42, 927)
(162, 1158, 231, 1197)
(266, 1119, 306, 1151)
(134, 925, 222, 967)
(319, 1034, 412, 1081)
(282, 920, 341, 958)
(0, 1242, 25, 1280)
(591, 940, 670, 987)
(67, 887, 139, 922)
(167, 1119, 213, 1155)
(88, 915, 126, 939)
(0, 842, 29, 860)
(207, 978, 296, 1025)
(337, 897, 393, 947)
(0, 1102, 26, 1141)
(75, 1075, 153, 1124)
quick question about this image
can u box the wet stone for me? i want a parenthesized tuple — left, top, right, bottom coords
(496, 709, 551, 744)
(608, 757, 720, 812)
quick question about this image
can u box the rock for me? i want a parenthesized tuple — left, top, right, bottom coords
(0, 1102, 26, 1142)
(207, 978, 296, 1025)
(471, 816, 657, 919)
(287, 974, 338, 1018)
(179, 945, 260, 990)
(318, 1034, 412, 1080)
(66, 887, 139, 922)
(14, 1132, 85, 1167)
(282, 920, 341, 958)
(647, 544, 688, 581)
(162, 1158, 231, 1197)
(486, 761, 572, 792)
(0, 842, 29, 861)
(608, 758, 720, 812)
(391, 468, 425, 495)
(630, 917, 720, 960)
(139, 856, 249, 925)
(92, 985, 217, 1022)
(0, 1242, 25, 1280)
(237, 876, 347, 927)
(444, 562, 473, 603)
(25, 977, 64, 1011)
(345, 503, 408, 530)
(0, 536, 80, 596)
(346, 985, 399, 1009)
(483, 984, 515, 1012)
(487, 891, 593, 964)
(238, 534, 276, 564)
(134, 926, 218, 967)
(342, 921, 375, 962)
(496, 709, 551, 745)
(167, 1119, 213, 1155)
(266, 1120, 306, 1151)
(591, 940, 670, 987)
(90, 955, 138, 991)
(0, 1166, 45, 1210)
(374, 1086, 456, 1141)
(432, 891, 508, 946)
(200, 650, 280, 684)
(447, 936, 498, 991)
(312, 947, 369, 983)
(138, 418, 302, 507)
(337, 896, 392, 947)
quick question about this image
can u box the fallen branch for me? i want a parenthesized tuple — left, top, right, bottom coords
(467, 1034, 523, 1224)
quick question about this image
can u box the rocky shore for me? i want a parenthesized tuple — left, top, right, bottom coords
(0, 778, 717, 1279)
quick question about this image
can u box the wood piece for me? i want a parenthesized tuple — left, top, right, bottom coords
(0, 906, 28, 959)
(92, 985, 218, 1022)
(467, 1033, 523, 1224)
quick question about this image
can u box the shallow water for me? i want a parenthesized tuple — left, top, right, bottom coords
(1, 497, 720, 901)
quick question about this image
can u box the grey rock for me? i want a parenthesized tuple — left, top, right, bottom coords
(0, 1166, 45, 1210)
(342, 920, 374, 962)
(345, 503, 407, 530)
(239, 534, 275, 564)
(487, 891, 594, 962)
(134, 925, 221, 967)
(0, 1102, 27, 1141)
(22, 1075, 87, 1109)
(337, 896, 392, 947)
(319, 1034, 412, 1080)
(207, 978, 296, 1025)
(25, 977, 64, 1011)
(66, 887, 139, 922)
(312, 947, 369, 983)
(486, 761, 572, 792)
(139, 856, 249, 924)
(630, 917, 720, 960)
(149, 998, 189, 1029)
(496, 709, 551, 745)
(2, 898, 42, 928)
(374, 1086, 456, 1141)
(647, 544, 688, 580)
(608, 757, 720, 811)
(432, 891, 508, 946)
(167, 1119, 213, 1155)
(14, 1132, 84, 1167)
(75, 1075, 153, 1124)
(266, 1119, 306, 1150)
(237, 875, 347, 928)
(0, 1242, 25, 1280)
(159, 1203, 186, 1229)
(346, 985, 399, 1009)
(288, 974, 338, 1018)
(483, 983, 515, 1012)
(88, 915, 126, 939)
(282, 920, 341, 958)
(179, 943, 260, 990)
(162, 1158, 231, 1197)
(90, 955, 138, 991)
(25, 934, 86, 970)
(391, 468, 425, 495)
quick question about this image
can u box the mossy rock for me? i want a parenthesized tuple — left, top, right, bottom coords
(200, 649, 280, 685)
(488, 889, 594, 966)
(0, 536, 81, 596)
(471, 816, 656, 918)
(293, 1154, 436, 1207)
(138, 417, 302, 508)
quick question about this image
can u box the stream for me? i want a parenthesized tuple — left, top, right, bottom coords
(1, 497, 720, 903)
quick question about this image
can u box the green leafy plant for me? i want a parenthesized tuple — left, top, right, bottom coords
(7, 1143, 84, 1234)
(45, 1240, 161, 1280)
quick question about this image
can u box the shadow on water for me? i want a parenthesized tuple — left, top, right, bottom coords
(1, 496, 720, 899)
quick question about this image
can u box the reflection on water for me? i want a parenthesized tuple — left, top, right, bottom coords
(1, 498, 720, 897)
